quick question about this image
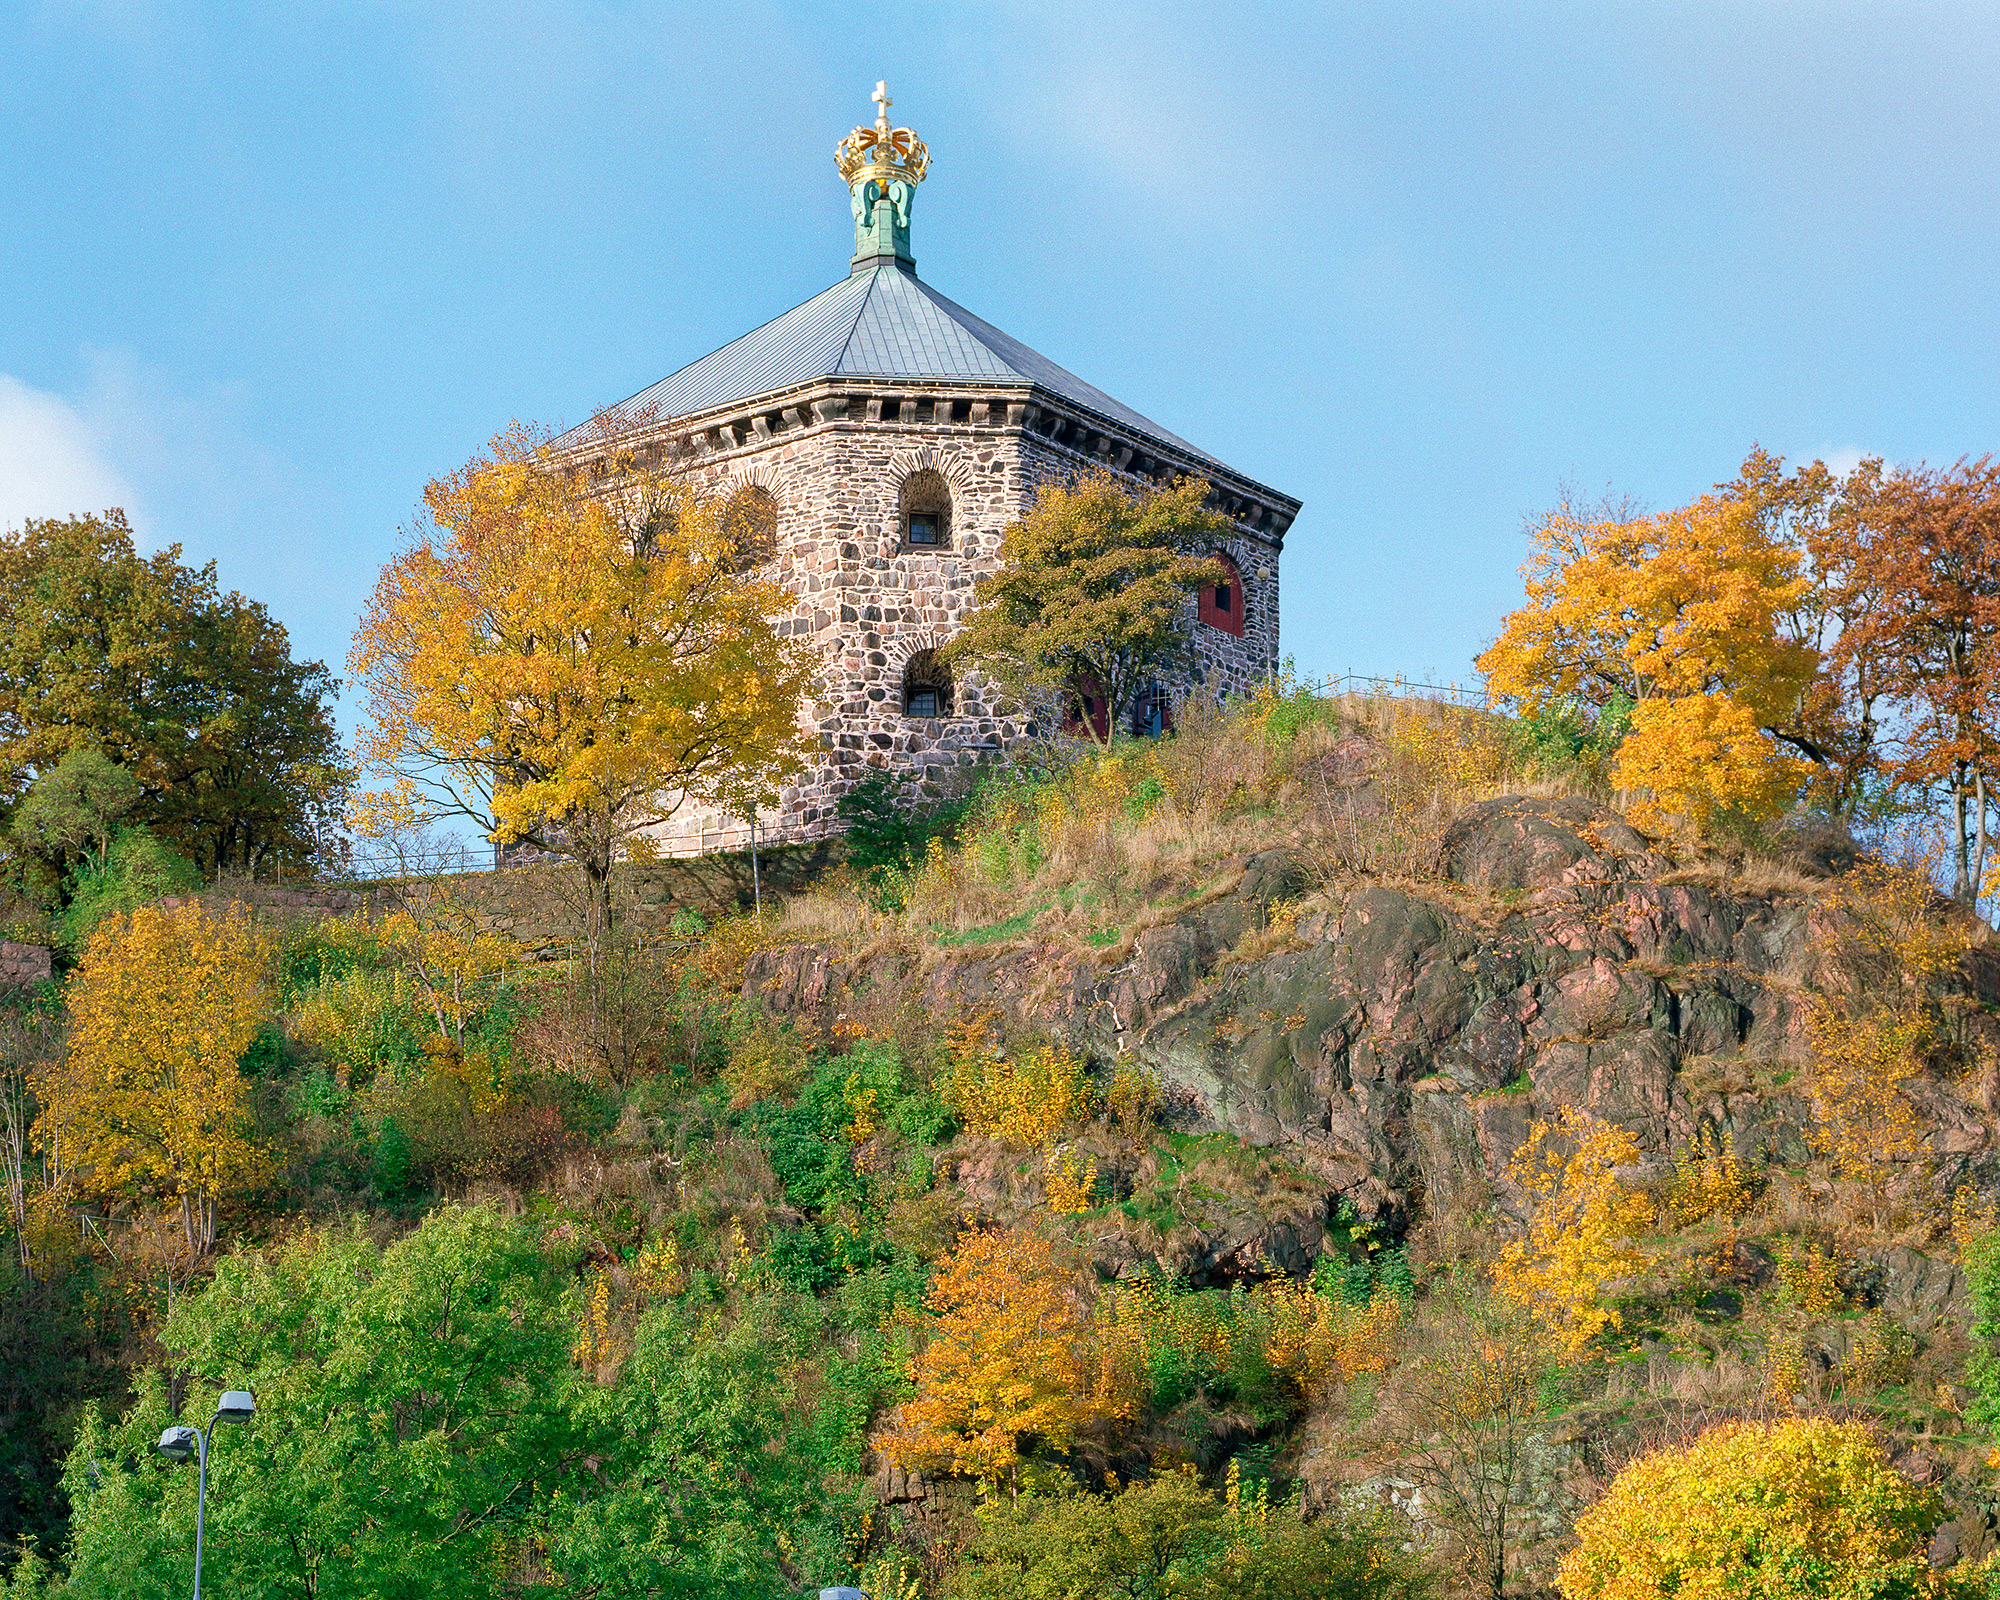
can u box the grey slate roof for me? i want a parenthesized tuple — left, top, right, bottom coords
(569, 264, 1219, 465)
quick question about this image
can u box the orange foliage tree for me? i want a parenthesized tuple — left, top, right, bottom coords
(878, 1226, 1128, 1488)
(1724, 448, 1899, 819)
(35, 903, 270, 1252)
(1477, 491, 1814, 835)
(1833, 458, 2000, 908)
(349, 420, 815, 966)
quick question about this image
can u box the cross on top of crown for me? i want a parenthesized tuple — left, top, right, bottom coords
(836, 80, 930, 186)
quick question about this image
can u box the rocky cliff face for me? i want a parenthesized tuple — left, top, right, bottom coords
(746, 796, 2000, 1250)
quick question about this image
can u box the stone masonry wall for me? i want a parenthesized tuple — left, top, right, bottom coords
(629, 390, 1288, 856)
(0, 941, 53, 990)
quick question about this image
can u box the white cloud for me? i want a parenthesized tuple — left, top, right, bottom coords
(0, 373, 141, 532)
(1817, 445, 1868, 478)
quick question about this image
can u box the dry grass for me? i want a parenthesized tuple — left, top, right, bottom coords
(772, 886, 886, 942)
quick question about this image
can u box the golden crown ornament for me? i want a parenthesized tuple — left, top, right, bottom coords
(836, 82, 930, 186)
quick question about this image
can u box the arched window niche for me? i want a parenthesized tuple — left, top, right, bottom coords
(722, 484, 779, 568)
(902, 648, 954, 718)
(1198, 551, 1245, 636)
(899, 469, 952, 551)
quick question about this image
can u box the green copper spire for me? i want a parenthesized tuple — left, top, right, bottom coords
(836, 82, 930, 275)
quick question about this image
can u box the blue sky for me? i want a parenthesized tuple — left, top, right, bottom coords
(4, 1, 1998, 732)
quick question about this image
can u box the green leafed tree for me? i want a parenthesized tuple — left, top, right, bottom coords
(29, 1205, 857, 1599)
(945, 472, 1232, 745)
(46, 1207, 582, 1597)
(549, 1299, 848, 1598)
(0, 512, 349, 876)
(7, 750, 138, 876)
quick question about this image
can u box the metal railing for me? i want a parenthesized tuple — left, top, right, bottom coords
(340, 842, 499, 883)
(1293, 671, 1492, 709)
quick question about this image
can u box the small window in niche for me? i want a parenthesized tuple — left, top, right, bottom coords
(900, 468, 953, 551)
(722, 484, 778, 568)
(1215, 582, 1233, 613)
(902, 648, 953, 718)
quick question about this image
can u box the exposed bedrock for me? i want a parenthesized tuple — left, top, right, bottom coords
(743, 795, 2000, 1234)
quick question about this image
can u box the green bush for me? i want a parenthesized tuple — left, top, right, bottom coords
(370, 1116, 412, 1199)
(753, 1040, 950, 1216)
(943, 1471, 1432, 1600)
(1508, 691, 1633, 780)
(53, 828, 200, 953)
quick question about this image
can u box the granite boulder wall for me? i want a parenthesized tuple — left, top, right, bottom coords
(740, 795, 2000, 1237)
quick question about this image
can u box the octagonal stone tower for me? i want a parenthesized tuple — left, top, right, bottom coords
(559, 85, 1300, 855)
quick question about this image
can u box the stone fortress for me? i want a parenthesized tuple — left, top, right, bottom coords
(558, 86, 1300, 854)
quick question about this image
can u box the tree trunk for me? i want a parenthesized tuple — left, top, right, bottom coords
(579, 850, 614, 976)
(1976, 769, 1992, 925)
(1954, 774, 1974, 905)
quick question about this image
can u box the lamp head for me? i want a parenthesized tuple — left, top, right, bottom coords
(215, 1390, 255, 1423)
(156, 1425, 199, 1462)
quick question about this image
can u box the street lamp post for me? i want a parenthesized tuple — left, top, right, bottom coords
(155, 1389, 255, 1600)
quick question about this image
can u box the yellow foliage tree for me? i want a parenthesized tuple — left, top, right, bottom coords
(941, 1020, 1094, 1151)
(1664, 1125, 1754, 1226)
(1557, 1419, 1980, 1599)
(36, 902, 270, 1252)
(349, 421, 815, 966)
(1492, 1108, 1652, 1351)
(1804, 859, 1968, 1219)
(1477, 492, 1814, 834)
(1612, 693, 1807, 835)
(375, 910, 513, 1051)
(879, 1227, 1127, 1487)
(1257, 1280, 1405, 1394)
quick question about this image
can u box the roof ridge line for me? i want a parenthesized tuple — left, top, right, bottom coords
(907, 273, 1025, 379)
(831, 265, 884, 376)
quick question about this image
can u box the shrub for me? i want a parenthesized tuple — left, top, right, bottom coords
(837, 770, 968, 910)
(291, 966, 428, 1085)
(1557, 1419, 1976, 1599)
(940, 1020, 1092, 1150)
(53, 827, 201, 953)
(943, 1469, 1432, 1600)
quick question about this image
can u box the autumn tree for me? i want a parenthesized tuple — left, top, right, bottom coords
(0, 512, 348, 874)
(34, 902, 269, 1252)
(1725, 448, 1900, 819)
(1491, 1108, 1651, 1351)
(1804, 858, 1969, 1220)
(1834, 458, 2000, 908)
(349, 422, 815, 967)
(945, 471, 1231, 745)
(878, 1225, 1127, 1488)
(1477, 492, 1814, 834)
(1558, 1419, 1976, 1599)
